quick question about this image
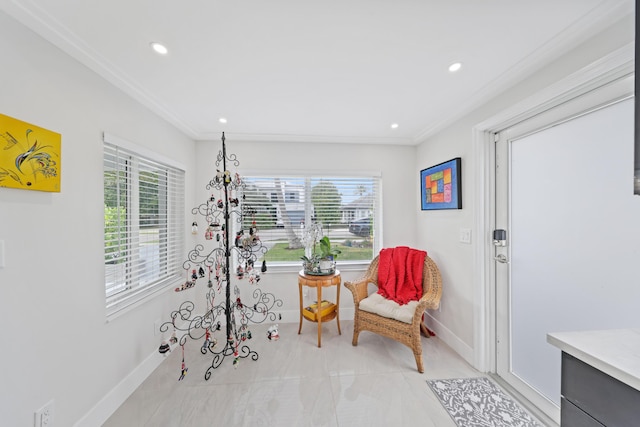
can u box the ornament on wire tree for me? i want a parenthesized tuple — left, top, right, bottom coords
(158, 341, 170, 355)
(233, 341, 240, 368)
(176, 269, 195, 292)
(201, 329, 211, 353)
(208, 265, 216, 288)
(267, 324, 279, 341)
(178, 345, 188, 381)
(205, 224, 214, 240)
(248, 271, 260, 284)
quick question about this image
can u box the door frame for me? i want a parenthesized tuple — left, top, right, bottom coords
(470, 43, 633, 373)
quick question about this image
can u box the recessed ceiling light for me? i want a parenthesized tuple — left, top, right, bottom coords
(390, 123, 399, 129)
(219, 118, 227, 124)
(448, 62, 462, 72)
(150, 42, 168, 55)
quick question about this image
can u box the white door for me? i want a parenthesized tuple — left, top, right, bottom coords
(494, 76, 635, 424)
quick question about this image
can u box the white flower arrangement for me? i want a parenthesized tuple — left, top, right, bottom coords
(300, 223, 340, 274)
(301, 223, 323, 259)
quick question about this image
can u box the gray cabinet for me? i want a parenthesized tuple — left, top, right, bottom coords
(561, 352, 640, 426)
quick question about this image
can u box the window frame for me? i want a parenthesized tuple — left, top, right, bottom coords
(103, 132, 185, 318)
(238, 169, 382, 272)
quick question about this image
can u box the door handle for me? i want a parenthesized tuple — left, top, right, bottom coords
(494, 254, 509, 264)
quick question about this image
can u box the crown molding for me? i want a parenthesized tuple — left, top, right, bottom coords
(1, 1, 413, 145)
(0, 0, 200, 139)
(2, 0, 632, 146)
(197, 132, 414, 145)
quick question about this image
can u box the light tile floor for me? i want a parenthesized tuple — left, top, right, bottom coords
(104, 321, 534, 426)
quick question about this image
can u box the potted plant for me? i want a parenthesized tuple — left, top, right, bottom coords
(318, 236, 341, 273)
(300, 228, 341, 274)
(300, 253, 321, 274)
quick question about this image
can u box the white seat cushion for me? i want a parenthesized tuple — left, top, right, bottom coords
(358, 293, 419, 324)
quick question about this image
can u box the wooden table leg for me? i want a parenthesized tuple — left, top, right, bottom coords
(336, 279, 341, 335)
(298, 282, 303, 335)
(317, 285, 322, 347)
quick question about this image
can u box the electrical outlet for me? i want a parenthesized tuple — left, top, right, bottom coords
(34, 399, 54, 427)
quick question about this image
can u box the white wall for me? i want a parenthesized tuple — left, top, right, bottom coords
(194, 139, 419, 319)
(417, 15, 635, 364)
(0, 11, 196, 427)
(0, 5, 634, 425)
(0, 10, 419, 424)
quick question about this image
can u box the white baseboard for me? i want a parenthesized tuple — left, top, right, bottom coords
(424, 313, 475, 367)
(74, 347, 169, 427)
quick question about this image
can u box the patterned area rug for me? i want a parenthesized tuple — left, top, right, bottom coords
(427, 377, 543, 427)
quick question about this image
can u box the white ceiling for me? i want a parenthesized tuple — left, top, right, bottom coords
(0, 0, 633, 144)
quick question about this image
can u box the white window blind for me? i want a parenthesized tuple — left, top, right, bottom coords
(104, 137, 185, 316)
(240, 174, 381, 266)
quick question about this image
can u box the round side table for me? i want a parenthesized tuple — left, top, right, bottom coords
(298, 269, 342, 347)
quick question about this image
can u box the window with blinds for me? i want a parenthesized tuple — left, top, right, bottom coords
(103, 134, 185, 316)
(240, 174, 381, 266)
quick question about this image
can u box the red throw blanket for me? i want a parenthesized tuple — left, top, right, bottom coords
(377, 247, 426, 305)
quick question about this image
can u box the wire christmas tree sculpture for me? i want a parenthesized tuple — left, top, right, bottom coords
(160, 132, 282, 379)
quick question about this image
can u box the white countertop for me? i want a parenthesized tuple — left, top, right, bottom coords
(547, 329, 640, 392)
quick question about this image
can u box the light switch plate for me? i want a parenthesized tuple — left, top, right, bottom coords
(459, 228, 471, 244)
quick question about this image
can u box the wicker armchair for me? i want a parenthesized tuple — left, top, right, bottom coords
(344, 254, 442, 373)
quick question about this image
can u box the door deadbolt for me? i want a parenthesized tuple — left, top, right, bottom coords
(493, 229, 507, 246)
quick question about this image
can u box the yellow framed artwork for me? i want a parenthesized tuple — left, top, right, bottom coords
(0, 113, 61, 192)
